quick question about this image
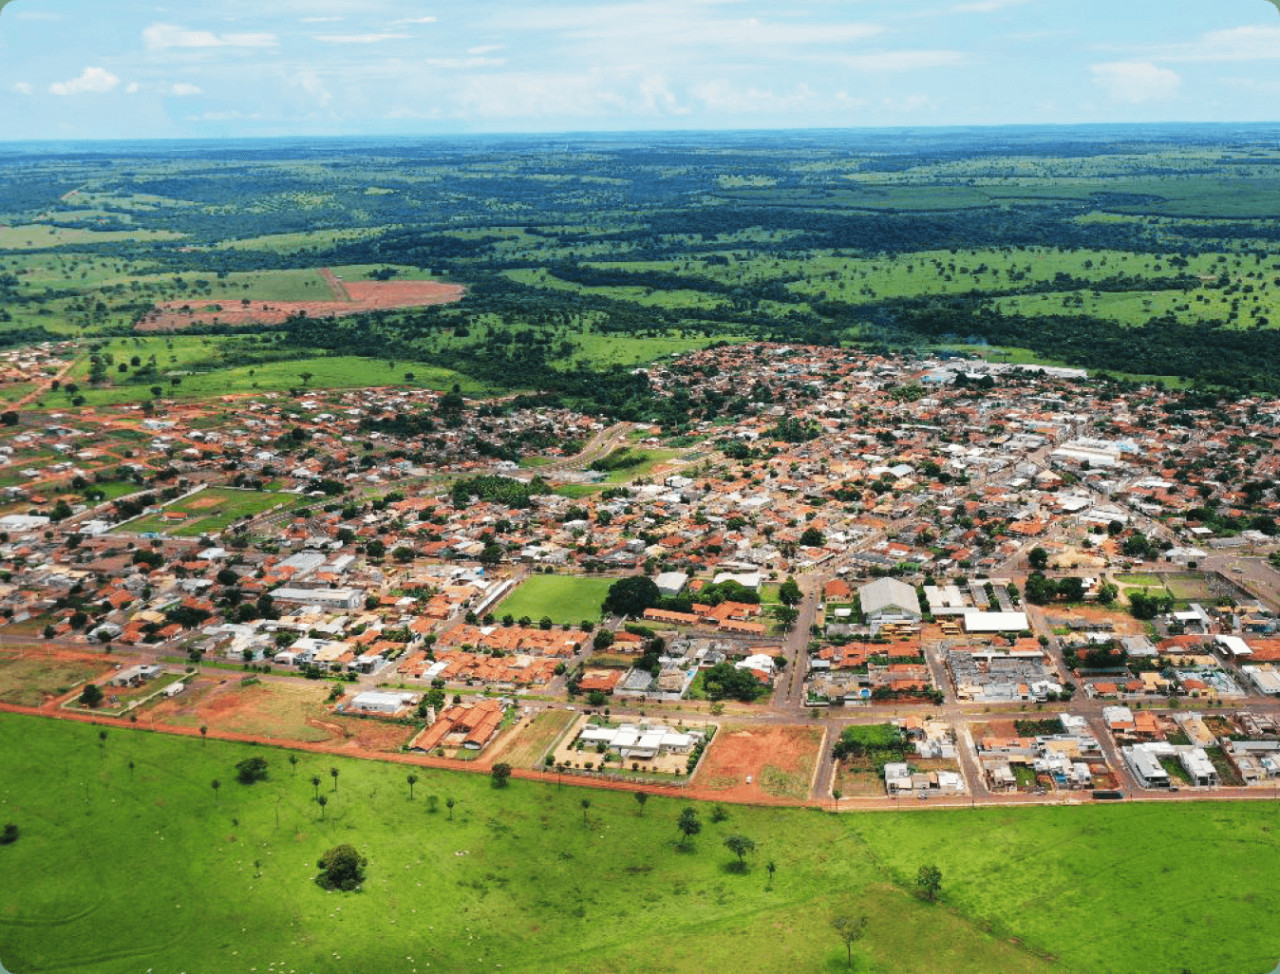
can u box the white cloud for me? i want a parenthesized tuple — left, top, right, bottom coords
(1091, 61, 1181, 104)
(126, 82, 141, 94)
(392, 16, 438, 25)
(143, 24, 277, 51)
(691, 80, 820, 115)
(840, 50, 968, 72)
(290, 69, 333, 108)
(952, 0, 1030, 12)
(313, 33, 409, 44)
(301, 17, 343, 23)
(170, 83, 204, 97)
(422, 57, 507, 69)
(1159, 25, 1280, 63)
(49, 67, 120, 96)
(11, 82, 33, 95)
(467, 45, 504, 55)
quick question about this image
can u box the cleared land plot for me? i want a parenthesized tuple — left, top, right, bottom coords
(115, 487, 288, 536)
(138, 273, 465, 331)
(490, 708, 577, 768)
(695, 724, 823, 801)
(0, 654, 108, 707)
(495, 575, 614, 626)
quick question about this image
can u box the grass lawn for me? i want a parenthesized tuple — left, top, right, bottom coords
(5, 715, 1280, 973)
(495, 575, 615, 626)
(115, 487, 290, 537)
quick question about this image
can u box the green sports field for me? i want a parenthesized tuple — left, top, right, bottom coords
(494, 574, 615, 625)
(2, 715, 1280, 973)
(114, 487, 288, 536)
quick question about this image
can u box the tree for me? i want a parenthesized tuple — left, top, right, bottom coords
(916, 863, 943, 902)
(766, 859, 777, 889)
(1028, 546, 1049, 570)
(723, 834, 756, 870)
(211, 779, 221, 803)
(317, 794, 328, 819)
(98, 729, 108, 747)
(316, 843, 366, 891)
(778, 577, 803, 606)
(580, 798, 592, 827)
(310, 775, 321, 800)
(446, 797, 456, 820)
(602, 575, 661, 618)
(329, 766, 340, 791)
(0, 823, 18, 845)
(299, 371, 315, 388)
(406, 773, 418, 800)
(491, 763, 512, 788)
(199, 725, 208, 743)
(773, 605, 799, 630)
(676, 806, 701, 848)
(0, 410, 17, 427)
(800, 527, 825, 548)
(235, 756, 269, 785)
(288, 754, 298, 774)
(830, 913, 868, 970)
(634, 791, 649, 816)
(78, 684, 103, 708)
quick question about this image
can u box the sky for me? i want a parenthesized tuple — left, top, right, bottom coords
(1, 0, 1279, 140)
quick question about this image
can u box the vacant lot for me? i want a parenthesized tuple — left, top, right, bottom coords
(490, 708, 576, 768)
(116, 487, 287, 536)
(496, 574, 614, 626)
(695, 724, 824, 802)
(0, 654, 107, 707)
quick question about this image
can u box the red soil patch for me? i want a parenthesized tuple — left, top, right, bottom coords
(693, 724, 823, 803)
(136, 274, 466, 332)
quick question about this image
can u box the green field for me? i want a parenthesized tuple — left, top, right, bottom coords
(5, 715, 1280, 973)
(495, 574, 615, 625)
(115, 487, 289, 536)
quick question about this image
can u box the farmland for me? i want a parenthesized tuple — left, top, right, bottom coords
(3, 714, 1280, 974)
(495, 575, 615, 626)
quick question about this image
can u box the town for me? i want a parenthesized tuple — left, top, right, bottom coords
(5, 340, 1280, 809)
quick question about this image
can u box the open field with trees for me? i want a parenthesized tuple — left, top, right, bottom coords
(11, 129, 1280, 412)
(3, 714, 1280, 973)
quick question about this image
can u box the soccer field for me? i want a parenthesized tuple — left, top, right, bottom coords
(114, 487, 289, 536)
(495, 574, 615, 625)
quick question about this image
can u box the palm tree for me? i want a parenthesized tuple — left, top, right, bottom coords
(329, 767, 339, 792)
(317, 795, 328, 819)
(288, 754, 298, 774)
(406, 773, 419, 800)
(199, 725, 208, 743)
(310, 775, 321, 800)
(580, 798, 592, 827)
(446, 797, 455, 821)
(766, 859, 777, 889)
(98, 729, 108, 748)
(211, 779, 221, 804)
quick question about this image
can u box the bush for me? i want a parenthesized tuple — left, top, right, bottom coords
(316, 844, 367, 891)
(0, 823, 18, 845)
(235, 756, 269, 784)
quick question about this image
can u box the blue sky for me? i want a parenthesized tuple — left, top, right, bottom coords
(1, 0, 1279, 140)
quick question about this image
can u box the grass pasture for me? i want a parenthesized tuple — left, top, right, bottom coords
(4, 715, 1280, 972)
(115, 487, 289, 537)
(0, 654, 106, 707)
(495, 574, 614, 625)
